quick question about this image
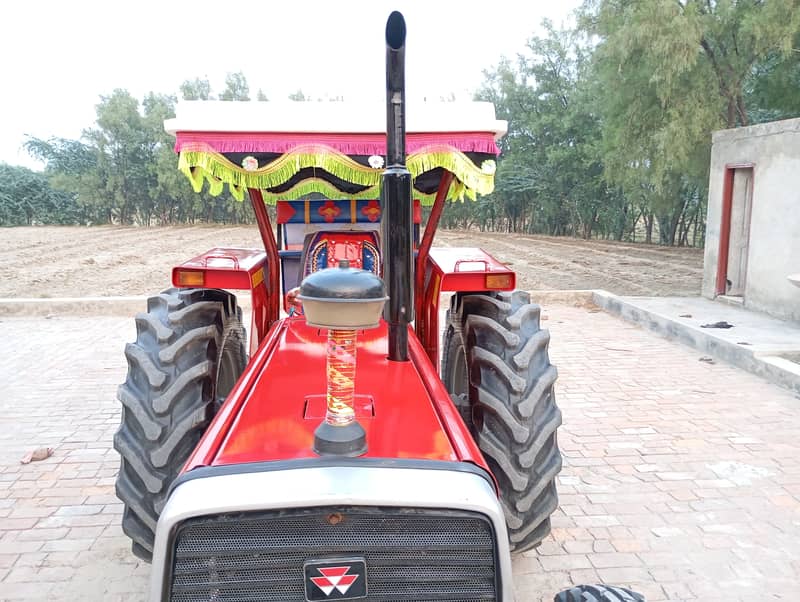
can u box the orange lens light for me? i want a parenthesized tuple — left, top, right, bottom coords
(485, 273, 513, 289)
(176, 270, 204, 287)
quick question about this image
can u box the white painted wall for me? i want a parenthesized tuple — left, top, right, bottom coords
(703, 118, 800, 323)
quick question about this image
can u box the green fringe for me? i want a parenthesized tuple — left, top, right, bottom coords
(260, 179, 382, 203)
(407, 150, 495, 198)
(177, 146, 496, 204)
(178, 146, 381, 191)
(259, 179, 473, 205)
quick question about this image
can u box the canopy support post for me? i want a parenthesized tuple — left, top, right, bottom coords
(249, 188, 280, 338)
(413, 171, 454, 364)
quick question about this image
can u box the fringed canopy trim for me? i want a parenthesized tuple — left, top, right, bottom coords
(177, 143, 496, 205)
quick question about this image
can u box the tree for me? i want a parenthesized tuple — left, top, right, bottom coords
(288, 89, 307, 101)
(220, 72, 250, 101)
(25, 83, 257, 226)
(747, 32, 800, 121)
(256, 88, 269, 101)
(23, 137, 103, 224)
(81, 90, 157, 224)
(476, 22, 613, 238)
(0, 164, 78, 225)
(584, 0, 799, 243)
(24, 136, 96, 177)
(180, 77, 212, 101)
(143, 93, 193, 224)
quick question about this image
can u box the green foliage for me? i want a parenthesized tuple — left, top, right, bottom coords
(585, 0, 798, 242)
(15, 75, 259, 225)
(0, 164, 78, 225)
(220, 72, 250, 101)
(180, 77, 212, 101)
(473, 22, 616, 239)
(452, 1, 799, 245)
(747, 32, 800, 120)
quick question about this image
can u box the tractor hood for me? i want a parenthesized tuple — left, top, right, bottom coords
(181, 318, 491, 473)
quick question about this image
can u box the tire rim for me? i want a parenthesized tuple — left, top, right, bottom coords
(449, 336, 469, 397)
(216, 334, 241, 407)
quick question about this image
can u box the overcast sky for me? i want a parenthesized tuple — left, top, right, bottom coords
(1, 0, 580, 169)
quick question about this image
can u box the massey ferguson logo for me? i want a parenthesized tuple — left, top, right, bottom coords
(304, 558, 367, 601)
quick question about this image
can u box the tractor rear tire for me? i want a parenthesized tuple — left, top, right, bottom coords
(442, 291, 562, 553)
(113, 288, 247, 561)
(554, 585, 645, 601)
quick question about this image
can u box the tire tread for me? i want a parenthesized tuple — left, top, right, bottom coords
(113, 288, 246, 561)
(442, 291, 563, 553)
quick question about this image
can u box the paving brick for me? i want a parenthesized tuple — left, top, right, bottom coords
(36, 566, 76, 581)
(37, 513, 114, 529)
(4, 565, 39, 583)
(596, 566, 653, 583)
(11, 553, 47, 568)
(573, 515, 621, 528)
(611, 538, 649, 553)
(0, 540, 44, 555)
(14, 527, 69, 542)
(40, 538, 95, 553)
(587, 552, 642, 569)
(0, 518, 38, 531)
(591, 540, 615, 553)
(53, 504, 105, 517)
(539, 554, 594, 572)
(651, 526, 683, 538)
(563, 540, 594, 554)
(1, 581, 54, 599)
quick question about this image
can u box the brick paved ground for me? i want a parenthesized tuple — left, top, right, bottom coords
(1, 306, 799, 601)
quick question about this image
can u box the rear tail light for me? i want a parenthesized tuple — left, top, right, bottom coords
(175, 270, 204, 287)
(485, 274, 513, 289)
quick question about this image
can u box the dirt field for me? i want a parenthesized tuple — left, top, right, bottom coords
(0, 226, 703, 298)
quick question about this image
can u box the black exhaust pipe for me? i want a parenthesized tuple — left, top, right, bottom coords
(382, 10, 413, 362)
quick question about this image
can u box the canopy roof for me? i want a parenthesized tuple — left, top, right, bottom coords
(165, 101, 507, 204)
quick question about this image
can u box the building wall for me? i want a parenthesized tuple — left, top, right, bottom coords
(703, 118, 800, 323)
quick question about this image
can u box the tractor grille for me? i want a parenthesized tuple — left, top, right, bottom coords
(168, 506, 498, 602)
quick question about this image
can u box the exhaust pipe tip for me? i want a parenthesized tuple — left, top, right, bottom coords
(386, 11, 406, 50)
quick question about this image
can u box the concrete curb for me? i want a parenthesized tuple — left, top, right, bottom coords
(0, 296, 149, 317)
(592, 290, 800, 395)
(0, 295, 254, 317)
(527, 289, 596, 306)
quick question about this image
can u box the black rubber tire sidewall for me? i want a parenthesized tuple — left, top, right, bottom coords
(113, 288, 246, 561)
(442, 291, 563, 553)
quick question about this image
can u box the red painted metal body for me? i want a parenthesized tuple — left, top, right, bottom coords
(170, 190, 517, 469)
(416, 246, 516, 366)
(182, 317, 492, 482)
(170, 191, 282, 354)
(249, 189, 282, 337)
(172, 247, 269, 355)
(172, 247, 267, 290)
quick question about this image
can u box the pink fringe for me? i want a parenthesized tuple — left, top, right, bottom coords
(175, 132, 499, 156)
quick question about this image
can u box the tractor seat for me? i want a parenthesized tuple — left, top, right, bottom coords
(301, 231, 381, 277)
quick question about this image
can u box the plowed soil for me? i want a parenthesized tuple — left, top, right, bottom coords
(0, 226, 703, 298)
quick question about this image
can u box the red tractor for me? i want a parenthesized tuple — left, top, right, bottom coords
(114, 11, 643, 602)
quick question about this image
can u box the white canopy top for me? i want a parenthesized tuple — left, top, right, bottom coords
(165, 100, 507, 140)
